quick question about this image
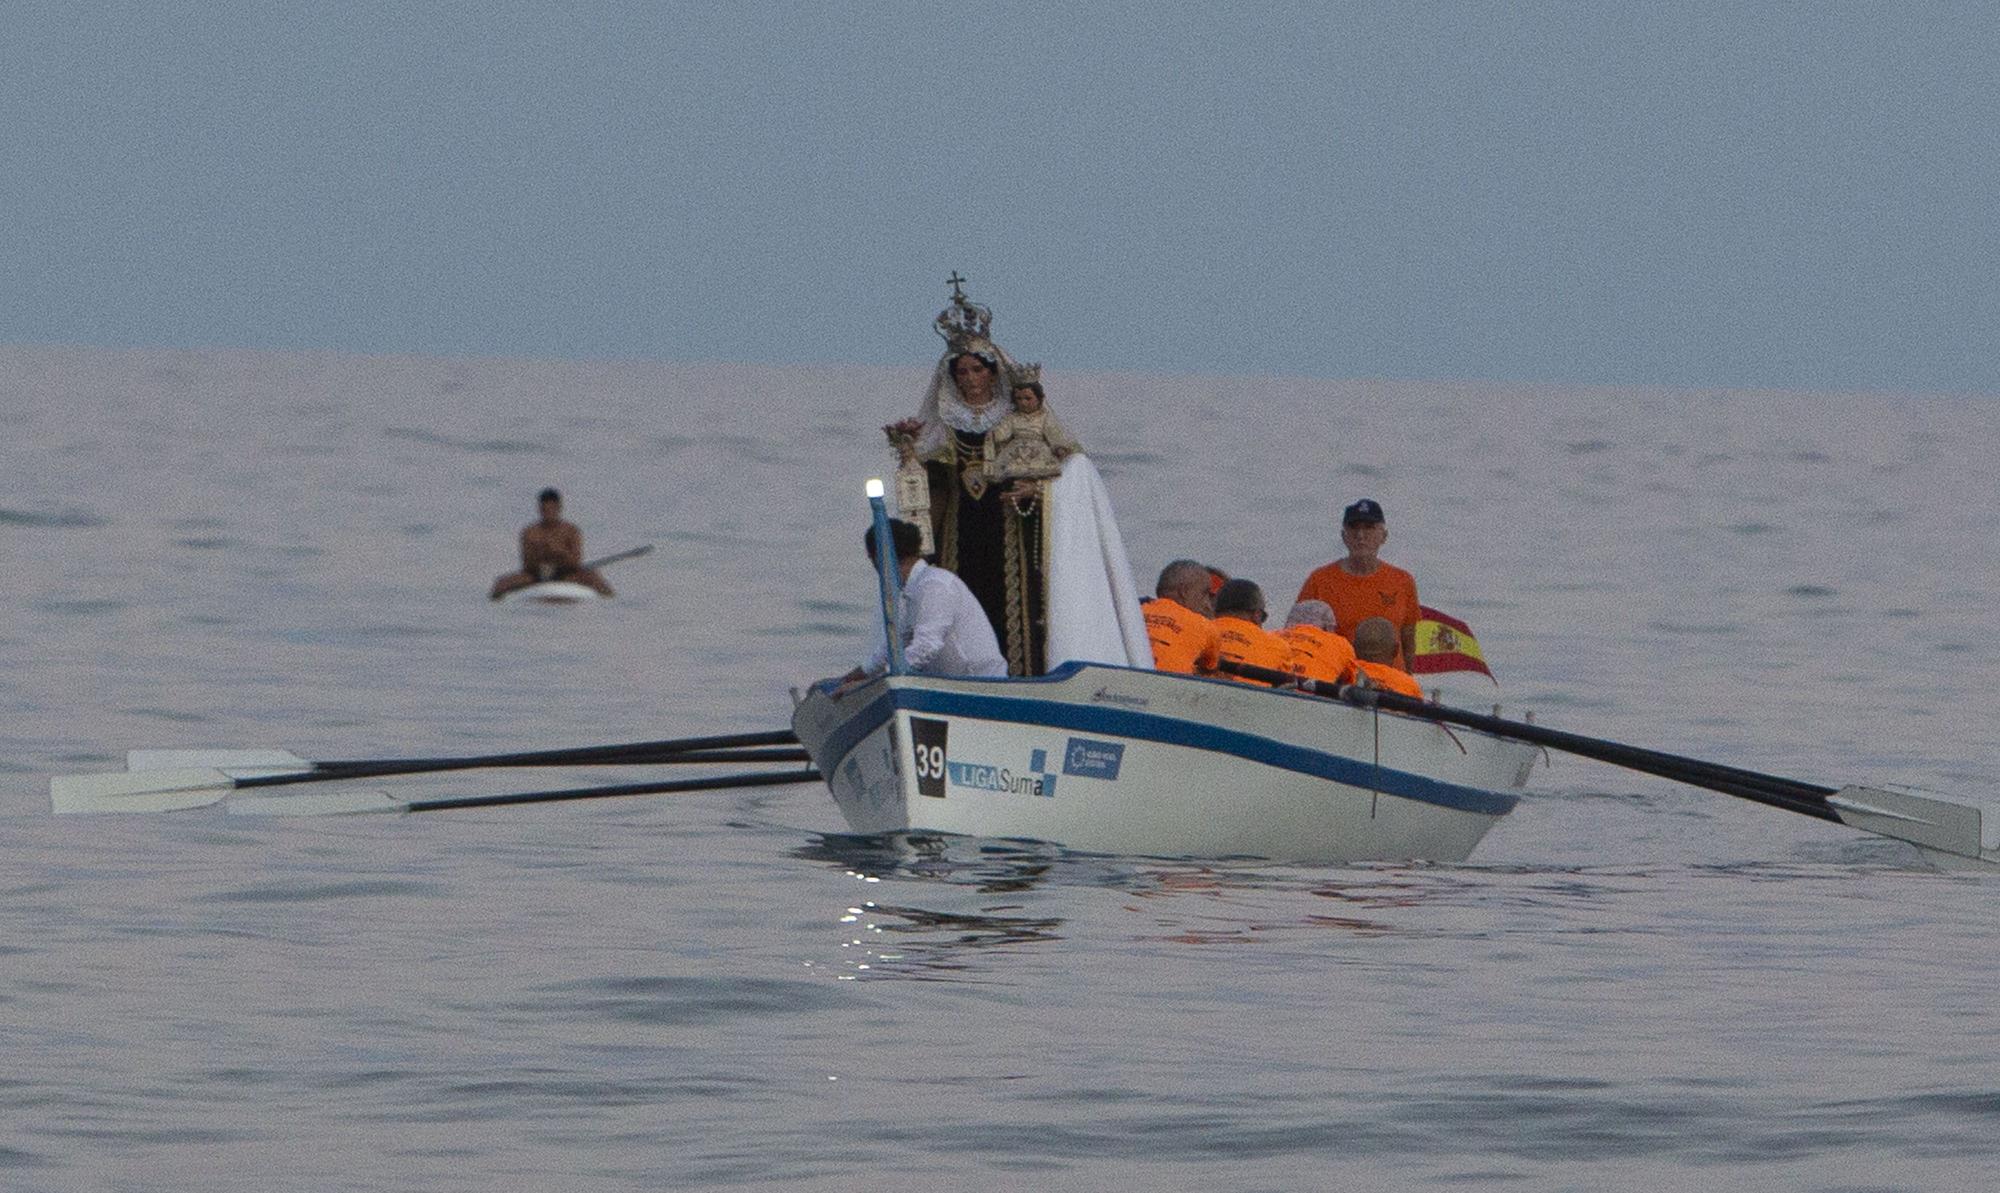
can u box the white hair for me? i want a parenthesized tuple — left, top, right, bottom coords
(1284, 600, 1335, 630)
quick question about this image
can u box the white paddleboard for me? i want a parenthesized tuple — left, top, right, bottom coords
(499, 580, 605, 605)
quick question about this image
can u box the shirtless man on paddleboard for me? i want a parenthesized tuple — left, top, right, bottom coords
(489, 488, 615, 599)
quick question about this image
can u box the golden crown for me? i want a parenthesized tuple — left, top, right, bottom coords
(933, 271, 999, 360)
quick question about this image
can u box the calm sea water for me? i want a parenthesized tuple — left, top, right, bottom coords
(3, 345, 1997, 1191)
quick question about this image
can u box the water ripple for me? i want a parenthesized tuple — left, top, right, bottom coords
(1, 508, 107, 529)
(197, 879, 445, 903)
(525, 975, 840, 1025)
(1648, 620, 1743, 635)
(32, 599, 125, 616)
(123, 706, 215, 724)
(385, 427, 547, 454)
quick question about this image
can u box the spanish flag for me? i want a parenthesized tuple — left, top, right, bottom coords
(1410, 606, 1496, 683)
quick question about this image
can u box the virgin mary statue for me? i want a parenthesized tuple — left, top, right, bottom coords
(885, 276, 1150, 676)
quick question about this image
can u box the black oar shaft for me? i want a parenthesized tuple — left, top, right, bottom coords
(1216, 659, 1844, 823)
(235, 730, 803, 789)
(405, 767, 823, 813)
(318, 728, 798, 771)
(631, 748, 808, 765)
(1365, 690, 1839, 812)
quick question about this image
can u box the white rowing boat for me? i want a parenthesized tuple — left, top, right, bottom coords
(791, 661, 1537, 864)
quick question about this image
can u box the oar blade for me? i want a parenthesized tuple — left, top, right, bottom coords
(50, 768, 238, 815)
(1826, 785, 1999, 870)
(225, 790, 410, 817)
(127, 748, 311, 773)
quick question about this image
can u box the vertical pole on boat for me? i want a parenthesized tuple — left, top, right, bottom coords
(866, 478, 909, 675)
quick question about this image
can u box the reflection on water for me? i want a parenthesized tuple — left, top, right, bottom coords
(797, 831, 1071, 890)
(797, 833, 1069, 978)
(833, 901, 1066, 980)
(792, 832, 1590, 965)
(804, 826, 1799, 959)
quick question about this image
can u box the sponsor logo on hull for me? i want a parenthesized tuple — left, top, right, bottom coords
(1062, 737, 1125, 780)
(945, 759, 1055, 798)
(907, 720, 1129, 801)
(1090, 687, 1150, 709)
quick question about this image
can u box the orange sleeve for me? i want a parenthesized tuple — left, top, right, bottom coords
(1357, 660, 1424, 698)
(1198, 620, 1222, 672)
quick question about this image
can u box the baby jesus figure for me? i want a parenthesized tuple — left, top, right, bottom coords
(983, 375, 1080, 488)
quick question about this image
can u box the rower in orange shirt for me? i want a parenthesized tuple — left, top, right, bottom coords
(1213, 579, 1291, 685)
(1294, 498, 1420, 668)
(1142, 559, 1222, 675)
(1352, 616, 1424, 699)
(1278, 599, 1358, 686)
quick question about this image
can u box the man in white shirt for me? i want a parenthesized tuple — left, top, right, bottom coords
(833, 520, 1008, 690)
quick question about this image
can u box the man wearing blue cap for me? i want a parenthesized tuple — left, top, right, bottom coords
(1294, 498, 1420, 669)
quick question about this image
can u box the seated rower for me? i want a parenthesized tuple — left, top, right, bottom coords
(831, 519, 1007, 691)
(1214, 579, 1291, 685)
(1141, 559, 1221, 675)
(1352, 616, 1424, 698)
(1279, 600, 1358, 686)
(489, 487, 615, 599)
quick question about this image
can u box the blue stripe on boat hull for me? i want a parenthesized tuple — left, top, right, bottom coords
(810, 682, 1517, 818)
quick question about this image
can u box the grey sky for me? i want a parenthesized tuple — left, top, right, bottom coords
(6, 1, 1995, 394)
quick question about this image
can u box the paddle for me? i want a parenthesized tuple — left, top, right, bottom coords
(1216, 659, 1998, 869)
(52, 729, 802, 814)
(225, 766, 824, 817)
(579, 544, 653, 571)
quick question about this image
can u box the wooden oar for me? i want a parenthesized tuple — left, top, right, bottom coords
(225, 767, 824, 817)
(52, 730, 802, 814)
(1217, 659, 1998, 870)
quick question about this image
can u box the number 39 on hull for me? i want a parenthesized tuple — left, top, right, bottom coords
(791, 662, 1537, 864)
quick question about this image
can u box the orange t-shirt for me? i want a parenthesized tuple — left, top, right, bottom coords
(1279, 624, 1357, 687)
(1355, 659, 1424, 699)
(1216, 615, 1292, 685)
(1142, 598, 1221, 674)
(1295, 561, 1420, 664)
